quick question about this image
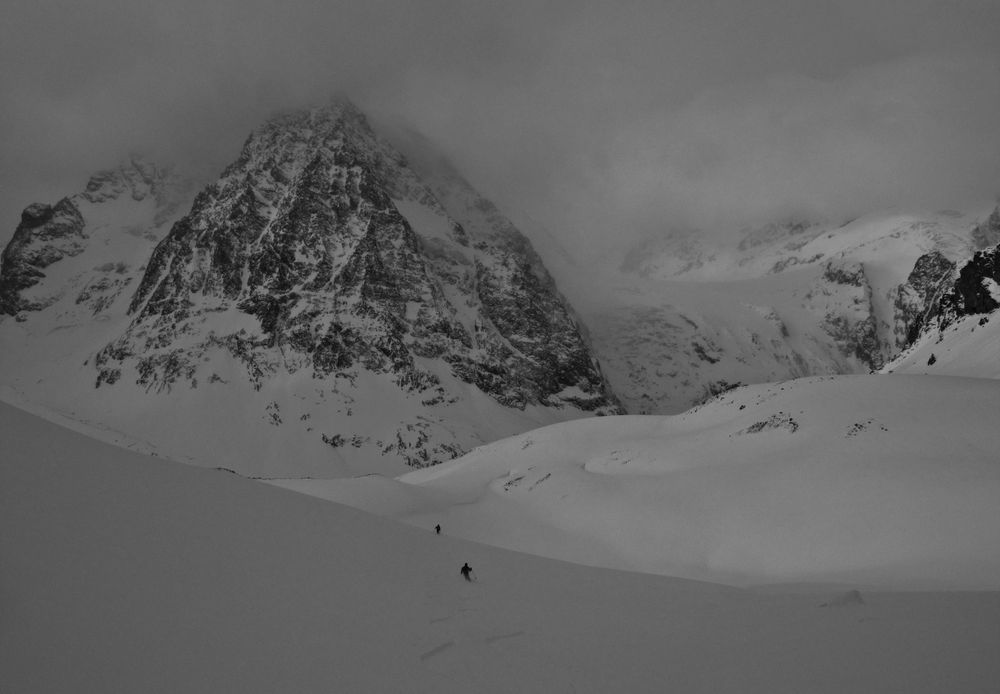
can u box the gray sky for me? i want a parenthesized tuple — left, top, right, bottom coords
(3, 0, 999, 258)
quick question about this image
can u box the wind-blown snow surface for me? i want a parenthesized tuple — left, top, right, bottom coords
(3, 402, 999, 693)
(278, 374, 1000, 590)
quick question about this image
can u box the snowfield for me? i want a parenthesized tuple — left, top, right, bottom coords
(278, 374, 1000, 590)
(887, 311, 1000, 379)
(3, 399, 999, 693)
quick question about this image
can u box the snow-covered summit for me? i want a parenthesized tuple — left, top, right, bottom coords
(1, 100, 619, 476)
(0, 155, 193, 317)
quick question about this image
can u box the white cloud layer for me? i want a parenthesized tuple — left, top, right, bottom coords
(2, 0, 998, 258)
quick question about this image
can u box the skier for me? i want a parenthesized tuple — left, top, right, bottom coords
(435, 524, 441, 535)
(460, 562, 474, 582)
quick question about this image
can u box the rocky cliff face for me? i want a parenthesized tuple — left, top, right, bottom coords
(880, 210, 1000, 376)
(61, 101, 619, 472)
(936, 244, 1000, 328)
(814, 259, 887, 369)
(893, 206, 1000, 340)
(0, 199, 87, 314)
(892, 251, 957, 347)
(0, 157, 191, 318)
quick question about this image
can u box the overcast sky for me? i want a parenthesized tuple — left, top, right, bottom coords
(2, 0, 999, 258)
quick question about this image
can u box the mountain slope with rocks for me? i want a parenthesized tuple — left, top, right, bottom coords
(0, 156, 193, 317)
(0, 101, 619, 477)
(551, 207, 998, 413)
(884, 212, 1000, 377)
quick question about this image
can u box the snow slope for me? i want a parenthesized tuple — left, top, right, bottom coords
(545, 207, 997, 413)
(3, 400, 999, 693)
(278, 374, 1000, 590)
(887, 311, 1000, 378)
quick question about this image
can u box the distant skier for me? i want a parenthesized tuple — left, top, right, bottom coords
(435, 524, 441, 535)
(460, 562, 474, 582)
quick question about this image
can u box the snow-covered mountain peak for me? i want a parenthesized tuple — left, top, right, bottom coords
(1, 103, 620, 477)
(0, 155, 195, 317)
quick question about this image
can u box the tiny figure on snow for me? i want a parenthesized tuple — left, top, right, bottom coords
(435, 524, 441, 535)
(460, 562, 474, 581)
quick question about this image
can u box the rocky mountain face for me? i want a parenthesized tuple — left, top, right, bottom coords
(2, 100, 995, 467)
(0, 157, 192, 317)
(0, 101, 618, 476)
(890, 206, 1000, 343)
(892, 251, 957, 346)
(936, 245, 1000, 326)
(564, 208, 998, 413)
(812, 258, 887, 369)
(0, 200, 87, 314)
(881, 208, 1000, 377)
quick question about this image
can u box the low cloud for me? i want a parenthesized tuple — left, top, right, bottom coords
(597, 52, 1000, 242)
(2, 1, 998, 262)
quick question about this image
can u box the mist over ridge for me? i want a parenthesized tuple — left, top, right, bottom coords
(3, 1, 999, 263)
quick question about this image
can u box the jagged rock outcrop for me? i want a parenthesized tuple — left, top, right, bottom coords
(813, 259, 887, 369)
(892, 251, 957, 347)
(821, 258, 867, 288)
(881, 208, 1000, 373)
(88, 101, 619, 469)
(936, 244, 1000, 328)
(0, 198, 87, 314)
(0, 156, 190, 317)
(921, 206, 1000, 332)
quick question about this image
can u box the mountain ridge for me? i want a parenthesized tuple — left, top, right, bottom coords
(0, 100, 620, 476)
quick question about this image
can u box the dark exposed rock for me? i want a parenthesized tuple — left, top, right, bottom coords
(94, 99, 620, 467)
(900, 213, 1000, 347)
(920, 207, 1000, 334)
(822, 258, 866, 287)
(893, 251, 956, 347)
(0, 155, 196, 318)
(817, 259, 888, 369)
(0, 197, 86, 314)
(823, 313, 884, 368)
(21, 203, 55, 227)
(734, 412, 799, 435)
(936, 244, 1000, 326)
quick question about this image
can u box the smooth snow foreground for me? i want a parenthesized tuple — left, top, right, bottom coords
(279, 374, 1000, 589)
(2, 402, 999, 693)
